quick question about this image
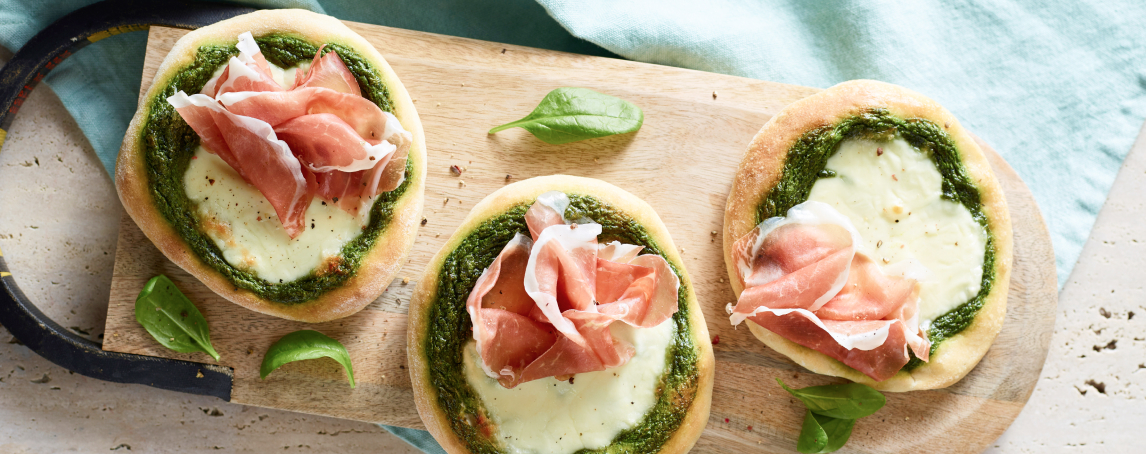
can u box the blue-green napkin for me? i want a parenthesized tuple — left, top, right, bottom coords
(5, 0, 1146, 452)
(538, 0, 1146, 289)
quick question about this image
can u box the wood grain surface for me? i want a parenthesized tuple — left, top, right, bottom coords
(102, 24, 1057, 453)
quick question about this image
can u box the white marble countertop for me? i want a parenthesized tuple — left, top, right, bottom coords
(0, 59, 1140, 453)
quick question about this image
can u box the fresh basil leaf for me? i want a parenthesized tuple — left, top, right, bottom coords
(488, 87, 643, 145)
(813, 412, 856, 452)
(260, 330, 355, 388)
(797, 410, 858, 453)
(134, 275, 219, 361)
(797, 409, 829, 453)
(778, 378, 885, 419)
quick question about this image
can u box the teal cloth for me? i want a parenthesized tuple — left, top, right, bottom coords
(3, 0, 1145, 452)
(538, 0, 1146, 290)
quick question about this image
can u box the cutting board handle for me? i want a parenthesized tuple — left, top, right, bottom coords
(0, 0, 256, 401)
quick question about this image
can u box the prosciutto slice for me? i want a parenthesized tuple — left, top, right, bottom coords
(466, 191, 680, 388)
(168, 31, 412, 238)
(292, 46, 362, 96)
(205, 32, 284, 97)
(168, 92, 310, 237)
(275, 113, 396, 173)
(729, 201, 930, 382)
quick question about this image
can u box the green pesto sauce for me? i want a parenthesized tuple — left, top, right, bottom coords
(424, 195, 701, 454)
(141, 35, 408, 305)
(755, 109, 997, 370)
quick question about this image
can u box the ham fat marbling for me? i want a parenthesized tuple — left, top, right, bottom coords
(466, 192, 680, 389)
(729, 201, 931, 381)
(168, 32, 411, 238)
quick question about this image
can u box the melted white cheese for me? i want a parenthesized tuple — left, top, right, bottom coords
(183, 147, 371, 283)
(463, 319, 674, 454)
(806, 137, 987, 326)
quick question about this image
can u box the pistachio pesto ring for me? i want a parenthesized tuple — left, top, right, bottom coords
(722, 80, 1012, 391)
(408, 175, 714, 454)
(115, 10, 426, 322)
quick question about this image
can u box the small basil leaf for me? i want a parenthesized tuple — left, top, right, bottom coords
(797, 409, 829, 453)
(134, 275, 219, 361)
(813, 413, 856, 453)
(798, 411, 857, 453)
(778, 378, 885, 419)
(488, 87, 643, 145)
(260, 330, 355, 388)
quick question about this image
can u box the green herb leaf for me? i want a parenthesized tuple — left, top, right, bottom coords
(134, 275, 220, 361)
(797, 410, 857, 453)
(778, 378, 885, 419)
(260, 330, 355, 388)
(797, 409, 829, 453)
(815, 412, 856, 452)
(488, 87, 643, 144)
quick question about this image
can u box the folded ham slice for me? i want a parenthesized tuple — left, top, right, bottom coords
(729, 201, 930, 382)
(292, 45, 362, 96)
(168, 92, 311, 237)
(204, 32, 284, 97)
(466, 191, 680, 388)
(168, 32, 412, 238)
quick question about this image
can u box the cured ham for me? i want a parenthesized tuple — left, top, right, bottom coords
(204, 32, 283, 97)
(292, 45, 362, 96)
(467, 191, 680, 388)
(275, 113, 396, 173)
(729, 201, 930, 382)
(168, 31, 412, 238)
(168, 92, 311, 237)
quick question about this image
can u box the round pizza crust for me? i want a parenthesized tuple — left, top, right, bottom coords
(722, 80, 1013, 391)
(408, 175, 714, 454)
(115, 9, 426, 323)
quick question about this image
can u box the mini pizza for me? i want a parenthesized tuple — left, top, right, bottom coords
(116, 10, 425, 322)
(408, 176, 713, 454)
(723, 80, 1012, 391)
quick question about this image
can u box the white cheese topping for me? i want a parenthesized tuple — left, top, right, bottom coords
(806, 137, 987, 327)
(183, 147, 371, 283)
(462, 319, 674, 454)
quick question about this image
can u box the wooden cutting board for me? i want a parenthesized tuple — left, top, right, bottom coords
(102, 23, 1058, 453)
